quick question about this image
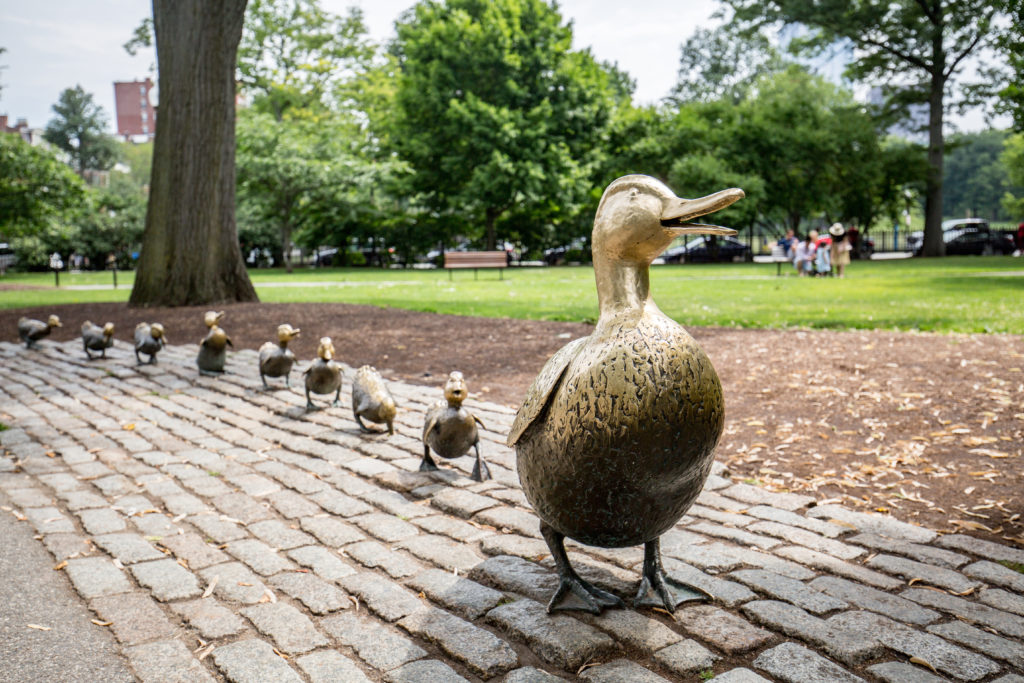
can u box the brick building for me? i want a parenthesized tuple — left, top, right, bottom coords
(113, 78, 156, 140)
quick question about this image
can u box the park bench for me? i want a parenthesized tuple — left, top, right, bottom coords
(753, 245, 793, 276)
(443, 250, 508, 280)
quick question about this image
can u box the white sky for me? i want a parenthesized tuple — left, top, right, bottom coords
(0, 0, 993, 134)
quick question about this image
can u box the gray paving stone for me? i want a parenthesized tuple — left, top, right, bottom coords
(351, 512, 420, 543)
(169, 598, 248, 638)
(866, 661, 950, 683)
(720, 483, 813, 510)
(662, 559, 757, 607)
(246, 519, 315, 550)
(847, 532, 969, 568)
(198, 562, 270, 604)
(161, 493, 208, 515)
(130, 558, 202, 601)
(35, 529, 89, 560)
(397, 533, 485, 572)
(299, 515, 365, 547)
(480, 533, 550, 560)
(91, 532, 165, 564)
(65, 557, 133, 598)
(309, 488, 373, 517)
(359, 487, 434, 519)
(671, 541, 815, 579)
(384, 659, 470, 683)
(226, 538, 296, 576)
(266, 489, 321, 519)
(980, 587, 1024, 616)
(345, 540, 424, 578)
(994, 676, 1024, 683)
(90, 592, 176, 645)
(688, 521, 781, 549)
(741, 600, 881, 665)
(414, 514, 494, 543)
(58, 490, 108, 511)
(935, 533, 1024, 564)
(212, 638, 303, 682)
(808, 576, 939, 625)
(93, 474, 136, 497)
(128, 639, 217, 683)
(503, 667, 567, 682)
(406, 568, 504, 619)
(928, 619, 1024, 668)
(728, 569, 847, 615)
(186, 512, 249, 543)
(226, 473, 281, 497)
(269, 571, 348, 614)
(747, 521, 862, 559)
(745, 506, 848, 538)
(753, 642, 863, 683)
(340, 571, 426, 621)
(240, 602, 328, 654)
(469, 554, 558, 603)
(901, 587, 1024, 638)
(689, 503, 754, 527)
(866, 554, 980, 593)
(652, 639, 718, 676)
(158, 532, 230, 569)
(400, 605, 519, 677)
(131, 511, 180, 538)
(296, 650, 372, 683)
(486, 598, 616, 671)
(676, 604, 774, 654)
(579, 659, 669, 682)
(430, 487, 499, 518)
(6, 487, 54, 508)
(320, 611, 428, 671)
(806, 505, 936, 543)
(23, 506, 76, 534)
(475, 506, 542, 538)
(713, 669, 771, 682)
(829, 610, 1000, 681)
(963, 559, 1024, 591)
(213, 492, 275, 524)
(579, 607, 681, 654)
(287, 545, 356, 582)
(774, 545, 904, 589)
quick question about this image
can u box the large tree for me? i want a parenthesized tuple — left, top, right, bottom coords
(724, 0, 1011, 256)
(0, 133, 85, 236)
(43, 86, 119, 176)
(130, 0, 257, 307)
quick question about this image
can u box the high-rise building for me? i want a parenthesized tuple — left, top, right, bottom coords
(114, 78, 156, 140)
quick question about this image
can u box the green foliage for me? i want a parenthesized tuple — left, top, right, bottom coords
(69, 175, 147, 268)
(668, 26, 785, 105)
(0, 134, 86, 238)
(43, 85, 119, 175)
(944, 130, 1022, 220)
(1001, 133, 1024, 218)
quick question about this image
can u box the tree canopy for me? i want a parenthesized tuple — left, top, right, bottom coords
(43, 85, 119, 176)
(0, 133, 86, 237)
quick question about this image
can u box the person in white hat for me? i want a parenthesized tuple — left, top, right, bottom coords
(829, 223, 851, 278)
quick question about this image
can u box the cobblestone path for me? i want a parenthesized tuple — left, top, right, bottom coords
(2, 339, 1023, 682)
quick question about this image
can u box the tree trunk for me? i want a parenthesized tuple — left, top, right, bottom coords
(485, 207, 497, 251)
(921, 20, 946, 258)
(130, 0, 258, 306)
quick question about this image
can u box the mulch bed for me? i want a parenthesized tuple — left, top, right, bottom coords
(4, 301, 1023, 548)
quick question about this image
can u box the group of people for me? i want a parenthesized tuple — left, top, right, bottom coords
(778, 223, 853, 278)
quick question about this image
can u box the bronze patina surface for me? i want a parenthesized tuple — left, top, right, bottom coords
(352, 365, 398, 435)
(303, 336, 342, 410)
(18, 315, 61, 349)
(197, 311, 232, 375)
(258, 323, 300, 388)
(81, 321, 115, 359)
(509, 174, 743, 614)
(422, 371, 489, 481)
(134, 322, 166, 365)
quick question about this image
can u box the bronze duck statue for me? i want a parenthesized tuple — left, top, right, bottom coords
(259, 324, 301, 388)
(18, 315, 62, 349)
(352, 365, 397, 434)
(508, 175, 743, 614)
(197, 310, 232, 376)
(81, 321, 115, 359)
(134, 322, 166, 364)
(422, 371, 489, 481)
(303, 337, 342, 409)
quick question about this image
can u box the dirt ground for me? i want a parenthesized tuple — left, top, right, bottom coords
(4, 300, 1023, 548)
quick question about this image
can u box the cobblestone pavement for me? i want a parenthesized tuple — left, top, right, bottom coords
(2, 339, 1024, 682)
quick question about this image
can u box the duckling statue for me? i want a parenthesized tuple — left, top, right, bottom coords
(258, 324, 301, 388)
(422, 371, 489, 481)
(303, 337, 342, 410)
(134, 322, 166, 364)
(81, 321, 115, 359)
(197, 311, 232, 376)
(351, 365, 397, 435)
(508, 175, 744, 615)
(18, 315, 62, 349)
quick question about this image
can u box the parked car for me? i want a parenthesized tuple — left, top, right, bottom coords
(661, 235, 751, 263)
(907, 219, 1016, 256)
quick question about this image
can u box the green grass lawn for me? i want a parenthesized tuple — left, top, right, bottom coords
(3, 257, 1022, 333)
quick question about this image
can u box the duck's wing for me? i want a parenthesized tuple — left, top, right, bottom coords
(507, 336, 587, 447)
(472, 414, 486, 430)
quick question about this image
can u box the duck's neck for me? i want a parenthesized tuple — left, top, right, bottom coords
(594, 254, 651, 324)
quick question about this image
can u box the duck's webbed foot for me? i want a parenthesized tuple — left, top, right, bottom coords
(419, 448, 440, 472)
(470, 443, 490, 482)
(541, 522, 624, 615)
(356, 415, 374, 434)
(634, 538, 708, 613)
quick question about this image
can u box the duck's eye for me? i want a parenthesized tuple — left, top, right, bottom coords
(629, 188, 639, 199)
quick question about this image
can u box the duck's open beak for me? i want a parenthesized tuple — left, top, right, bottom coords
(661, 187, 744, 236)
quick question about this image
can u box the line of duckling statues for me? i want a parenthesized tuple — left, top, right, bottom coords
(17, 311, 491, 483)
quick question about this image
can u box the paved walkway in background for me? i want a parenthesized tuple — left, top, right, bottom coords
(1, 339, 1023, 683)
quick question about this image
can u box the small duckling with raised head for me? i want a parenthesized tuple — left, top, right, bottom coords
(18, 315, 62, 349)
(197, 310, 232, 376)
(81, 321, 115, 359)
(134, 322, 166, 364)
(352, 365, 397, 435)
(303, 337, 342, 410)
(259, 324, 301, 388)
(509, 175, 743, 615)
(422, 371, 489, 482)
